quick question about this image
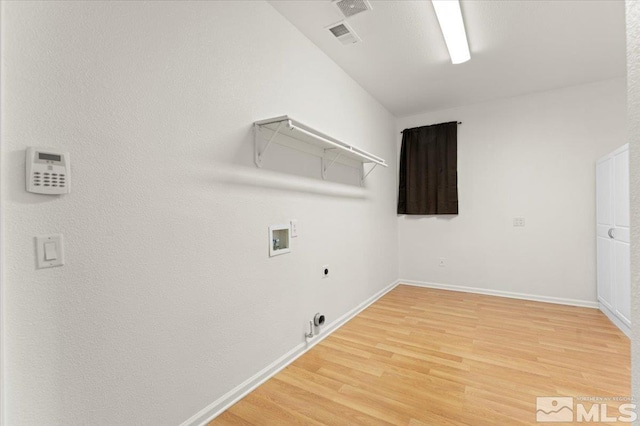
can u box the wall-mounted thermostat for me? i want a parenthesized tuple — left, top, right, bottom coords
(26, 147, 70, 195)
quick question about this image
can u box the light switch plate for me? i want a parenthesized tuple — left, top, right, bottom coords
(36, 234, 64, 268)
(290, 220, 298, 238)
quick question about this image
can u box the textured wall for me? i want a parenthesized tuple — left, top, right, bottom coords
(627, 0, 640, 417)
(397, 79, 626, 304)
(0, 1, 398, 424)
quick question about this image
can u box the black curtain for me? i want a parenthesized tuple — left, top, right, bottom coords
(397, 121, 458, 215)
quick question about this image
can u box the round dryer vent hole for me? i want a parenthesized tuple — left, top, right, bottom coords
(314, 313, 326, 327)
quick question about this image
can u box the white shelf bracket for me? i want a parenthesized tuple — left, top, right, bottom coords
(360, 163, 378, 184)
(254, 121, 284, 168)
(322, 149, 342, 180)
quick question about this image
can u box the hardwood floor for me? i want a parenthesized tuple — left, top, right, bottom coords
(211, 285, 630, 425)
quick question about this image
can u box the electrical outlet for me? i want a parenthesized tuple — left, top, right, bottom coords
(439, 258, 446, 267)
(513, 217, 525, 227)
(322, 265, 330, 278)
(290, 220, 298, 238)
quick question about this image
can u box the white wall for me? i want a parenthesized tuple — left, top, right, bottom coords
(397, 79, 626, 305)
(0, 1, 398, 424)
(627, 0, 640, 413)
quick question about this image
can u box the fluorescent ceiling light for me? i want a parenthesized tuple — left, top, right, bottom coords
(432, 0, 471, 64)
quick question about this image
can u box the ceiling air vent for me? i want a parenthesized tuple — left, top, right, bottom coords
(333, 0, 373, 18)
(326, 21, 361, 45)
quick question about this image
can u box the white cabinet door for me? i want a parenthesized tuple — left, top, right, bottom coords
(596, 156, 614, 310)
(613, 147, 630, 326)
(596, 144, 630, 332)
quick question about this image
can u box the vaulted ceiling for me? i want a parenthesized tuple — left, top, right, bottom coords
(269, 0, 626, 117)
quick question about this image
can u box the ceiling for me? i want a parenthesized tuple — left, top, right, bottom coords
(269, 0, 626, 117)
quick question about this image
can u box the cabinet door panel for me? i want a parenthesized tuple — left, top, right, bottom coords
(614, 240, 630, 326)
(597, 236, 613, 309)
(614, 148, 630, 228)
(596, 157, 614, 309)
(597, 145, 631, 329)
(596, 158, 613, 226)
(613, 146, 630, 326)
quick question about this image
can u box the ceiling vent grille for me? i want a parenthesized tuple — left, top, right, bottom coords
(326, 21, 361, 45)
(329, 24, 350, 38)
(333, 0, 373, 18)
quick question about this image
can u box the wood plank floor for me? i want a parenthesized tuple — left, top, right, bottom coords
(211, 285, 630, 425)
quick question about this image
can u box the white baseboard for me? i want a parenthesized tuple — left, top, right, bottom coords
(181, 279, 401, 426)
(598, 302, 631, 337)
(399, 279, 599, 309)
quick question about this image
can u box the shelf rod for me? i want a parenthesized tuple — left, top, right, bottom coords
(289, 124, 387, 167)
